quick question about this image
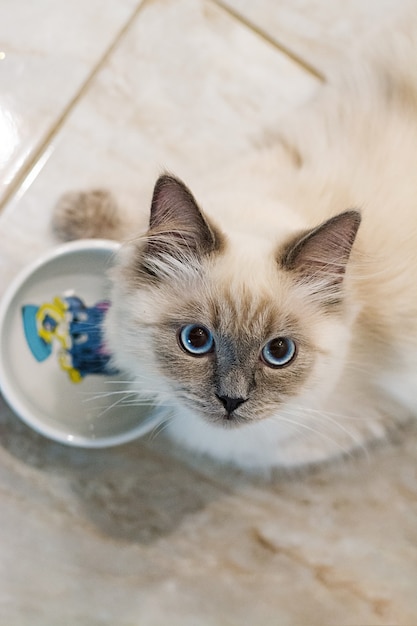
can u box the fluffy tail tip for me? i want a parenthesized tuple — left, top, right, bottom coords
(52, 189, 122, 242)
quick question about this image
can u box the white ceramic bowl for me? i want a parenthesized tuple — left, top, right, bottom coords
(0, 239, 165, 447)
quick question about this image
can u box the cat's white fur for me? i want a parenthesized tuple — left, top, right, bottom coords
(56, 11, 417, 470)
(106, 220, 364, 468)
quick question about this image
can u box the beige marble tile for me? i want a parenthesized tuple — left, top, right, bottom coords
(0, 0, 318, 287)
(0, 0, 142, 206)
(219, 0, 414, 77)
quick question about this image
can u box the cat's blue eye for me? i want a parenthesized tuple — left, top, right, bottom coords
(178, 324, 214, 356)
(261, 337, 296, 368)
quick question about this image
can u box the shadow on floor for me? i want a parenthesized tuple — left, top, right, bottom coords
(0, 394, 228, 544)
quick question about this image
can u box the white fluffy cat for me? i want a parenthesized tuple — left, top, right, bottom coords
(54, 14, 417, 470)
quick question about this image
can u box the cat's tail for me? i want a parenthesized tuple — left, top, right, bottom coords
(276, 4, 417, 173)
(52, 188, 127, 242)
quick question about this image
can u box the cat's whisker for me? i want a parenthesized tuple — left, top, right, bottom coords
(148, 415, 174, 442)
(283, 405, 354, 429)
(119, 398, 174, 407)
(93, 393, 135, 418)
(266, 412, 321, 441)
(81, 390, 138, 402)
(273, 411, 354, 458)
(101, 379, 137, 384)
(79, 389, 159, 405)
(280, 409, 352, 438)
(283, 405, 370, 457)
(286, 403, 372, 422)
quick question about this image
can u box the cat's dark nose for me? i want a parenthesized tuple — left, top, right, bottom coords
(216, 394, 247, 414)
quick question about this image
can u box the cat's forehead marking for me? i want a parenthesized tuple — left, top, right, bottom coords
(212, 288, 278, 338)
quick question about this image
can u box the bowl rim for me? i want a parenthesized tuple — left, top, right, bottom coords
(0, 239, 166, 448)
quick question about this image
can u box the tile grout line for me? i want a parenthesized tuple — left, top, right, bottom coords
(210, 0, 326, 83)
(0, 0, 149, 213)
(1, 0, 325, 215)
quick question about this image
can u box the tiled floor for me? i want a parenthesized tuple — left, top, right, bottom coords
(1, 1, 417, 624)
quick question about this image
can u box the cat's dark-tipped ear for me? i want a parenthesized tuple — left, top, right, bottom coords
(147, 174, 222, 256)
(281, 210, 361, 298)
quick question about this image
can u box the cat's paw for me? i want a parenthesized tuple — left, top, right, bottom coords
(52, 189, 122, 241)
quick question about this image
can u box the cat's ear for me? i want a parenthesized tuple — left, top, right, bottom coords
(143, 174, 222, 273)
(281, 210, 361, 300)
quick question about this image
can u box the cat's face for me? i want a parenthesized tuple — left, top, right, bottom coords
(107, 175, 360, 432)
(140, 267, 328, 428)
